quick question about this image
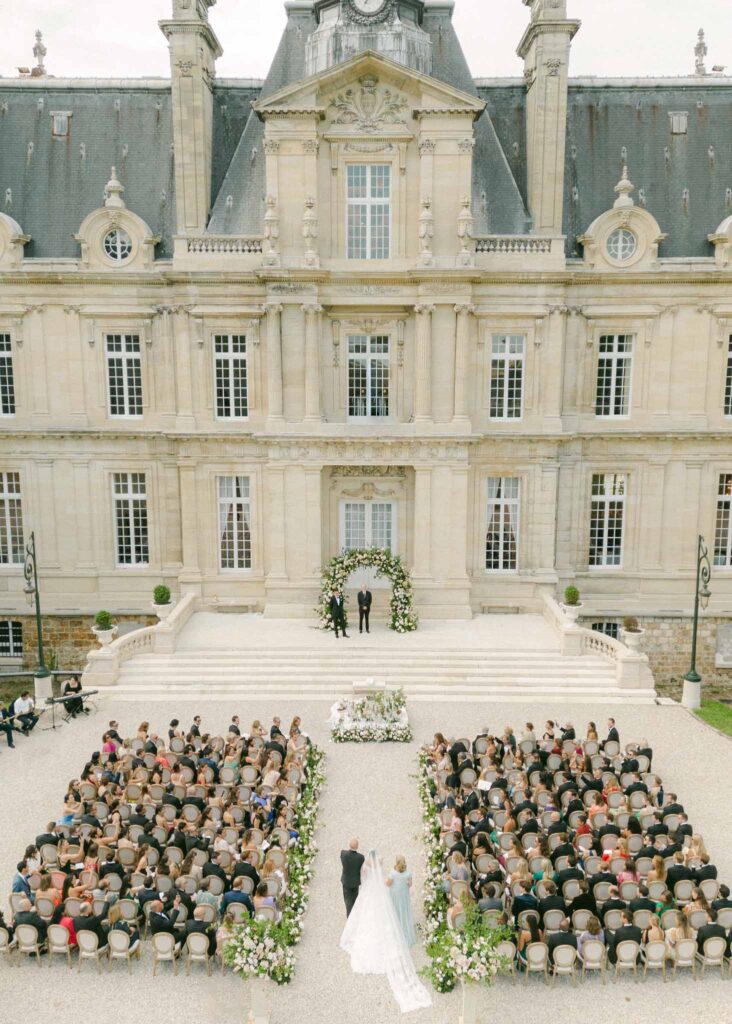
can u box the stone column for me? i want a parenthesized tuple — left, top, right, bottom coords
(453, 304, 475, 421)
(265, 467, 287, 579)
(265, 303, 284, 421)
(173, 307, 195, 431)
(414, 304, 434, 422)
(178, 462, 202, 592)
(304, 467, 323, 580)
(412, 467, 432, 578)
(301, 304, 323, 421)
(448, 466, 470, 581)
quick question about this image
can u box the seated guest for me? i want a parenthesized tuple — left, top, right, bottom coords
(73, 904, 109, 948)
(220, 877, 254, 917)
(183, 906, 217, 956)
(107, 902, 140, 950)
(712, 884, 732, 913)
(13, 898, 48, 943)
(606, 910, 642, 964)
(546, 918, 577, 965)
(577, 915, 605, 958)
(253, 882, 280, 923)
(537, 881, 565, 924)
(148, 898, 183, 949)
(695, 909, 728, 956)
(516, 915, 543, 966)
(0, 702, 16, 748)
(512, 882, 538, 920)
(477, 883, 503, 913)
(11, 860, 32, 899)
(0, 908, 14, 942)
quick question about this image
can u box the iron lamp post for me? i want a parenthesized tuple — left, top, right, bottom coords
(23, 531, 51, 700)
(682, 534, 711, 709)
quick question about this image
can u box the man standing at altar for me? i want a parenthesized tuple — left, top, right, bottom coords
(330, 589, 349, 639)
(358, 584, 372, 634)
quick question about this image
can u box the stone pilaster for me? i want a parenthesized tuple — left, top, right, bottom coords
(302, 304, 323, 421)
(453, 304, 475, 421)
(414, 304, 435, 422)
(265, 303, 284, 421)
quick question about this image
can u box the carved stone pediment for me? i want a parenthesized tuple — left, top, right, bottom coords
(326, 74, 409, 136)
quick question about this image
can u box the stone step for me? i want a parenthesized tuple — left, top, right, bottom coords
(108, 687, 657, 704)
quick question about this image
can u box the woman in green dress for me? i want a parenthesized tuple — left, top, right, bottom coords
(386, 855, 417, 947)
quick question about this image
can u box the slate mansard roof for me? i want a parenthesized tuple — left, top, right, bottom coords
(2, 27, 732, 259)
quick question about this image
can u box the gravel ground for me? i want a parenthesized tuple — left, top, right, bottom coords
(1, 695, 731, 1024)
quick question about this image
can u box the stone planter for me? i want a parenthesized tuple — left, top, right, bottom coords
(92, 626, 117, 647)
(152, 601, 173, 621)
(562, 603, 583, 623)
(620, 628, 645, 650)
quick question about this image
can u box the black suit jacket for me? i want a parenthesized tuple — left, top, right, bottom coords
(340, 849, 365, 890)
(696, 923, 728, 956)
(329, 595, 346, 621)
(149, 910, 180, 936)
(35, 832, 59, 848)
(184, 919, 216, 956)
(233, 862, 260, 889)
(74, 914, 108, 946)
(546, 931, 577, 962)
(605, 728, 620, 745)
(610, 924, 642, 951)
(357, 590, 372, 608)
(13, 910, 47, 942)
(537, 894, 566, 922)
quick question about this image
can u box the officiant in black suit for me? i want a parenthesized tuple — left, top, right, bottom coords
(341, 838, 365, 917)
(358, 584, 372, 634)
(330, 589, 349, 638)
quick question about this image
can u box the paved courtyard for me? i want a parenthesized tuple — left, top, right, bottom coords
(1, 695, 730, 1024)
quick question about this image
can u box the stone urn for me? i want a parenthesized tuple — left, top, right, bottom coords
(152, 601, 173, 621)
(620, 627, 645, 650)
(92, 626, 117, 647)
(562, 603, 583, 623)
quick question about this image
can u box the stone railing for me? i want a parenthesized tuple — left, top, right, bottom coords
(475, 235, 553, 255)
(81, 592, 199, 688)
(185, 236, 264, 254)
(542, 592, 656, 693)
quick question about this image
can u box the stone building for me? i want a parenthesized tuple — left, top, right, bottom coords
(0, 0, 731, 682)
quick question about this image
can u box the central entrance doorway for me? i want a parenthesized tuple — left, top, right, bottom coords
(340, 498, 396, 589)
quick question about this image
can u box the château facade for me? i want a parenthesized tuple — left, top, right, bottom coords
(0, 0, 731, 677)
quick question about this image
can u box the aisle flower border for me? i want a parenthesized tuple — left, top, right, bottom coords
(332, 688, 413, 743)
(222, 744, 326, 985)
(417, 750, 510, 993)
(316, 548, 418, 633)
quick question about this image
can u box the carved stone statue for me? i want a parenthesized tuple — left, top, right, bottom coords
(264, 194, 280, 267)
(419, 198, 435, 267)
(302, 195, 319, 267)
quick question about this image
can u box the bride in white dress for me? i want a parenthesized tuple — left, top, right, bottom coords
(340, 850, 432, 1014)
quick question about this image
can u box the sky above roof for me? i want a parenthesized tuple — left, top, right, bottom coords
(3, 0, 731, 81)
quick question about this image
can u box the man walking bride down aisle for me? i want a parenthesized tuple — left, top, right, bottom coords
(340, 840, 432, 1014)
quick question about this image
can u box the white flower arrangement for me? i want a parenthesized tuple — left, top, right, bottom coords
(417, 750, 510, 993)
(222, 744, 325, 985)
(331, 688, 411, 743)
(316, 548, 418, 633)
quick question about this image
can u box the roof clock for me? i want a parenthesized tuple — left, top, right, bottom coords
(346, 0, 395, 24)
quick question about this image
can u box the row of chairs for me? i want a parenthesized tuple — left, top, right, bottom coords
(0, 924, 218, 976)
(495, 936, 732, 985)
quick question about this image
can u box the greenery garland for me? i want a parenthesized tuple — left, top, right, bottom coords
(222, 744, 326, 985)
(316, 548, 418, 633)
(417, 750, 510, 992)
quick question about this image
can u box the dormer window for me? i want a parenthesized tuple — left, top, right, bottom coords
(669, 111, 688, 135)
(606, 228, 637, 264)
(103, 228, 133, 263)
(51, 111, 71, 137)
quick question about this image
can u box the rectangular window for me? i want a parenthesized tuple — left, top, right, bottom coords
(348, 335, 390, 418)
(490, 334, 524, 419)
(714, 473, 732, 567)
(51, 112, 71, 137)
(214, 334, 248, 419)
(342, 500, 395, 553)
(596, 334, 633, 417)
(347, 164, 391, 259)
(0, 620, 23, 657)
(106, 334, 143, 418)
(485, 477, 519, 571)
(589, 473, 626, 567)
(0, 472, 23, 565)
(591, 621, 619, 640)
(218, 476, 251, 570)
(725, 336, 732, 416)
(113, 472, 149, 566)
(0, 335, 15, 416)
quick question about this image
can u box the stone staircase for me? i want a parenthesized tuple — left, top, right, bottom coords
(108, 612, 656, 702)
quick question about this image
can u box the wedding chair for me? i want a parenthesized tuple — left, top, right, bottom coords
(614, 940, 641, 982)
(15, 924, 45, 966)
(552, 944, 578, 986)
(77, 930, 109, 973)
(108, 929, 140, 974)
(185, 931, 212, 975)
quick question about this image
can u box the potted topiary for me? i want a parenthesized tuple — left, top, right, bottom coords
(93, 610, 117, 646)
(620, 615, 645, 650)
(152, 584, 173, 620)
(562, 585, 583, 622)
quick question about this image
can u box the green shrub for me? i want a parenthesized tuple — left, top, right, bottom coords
(563, 585, 581, 606)
(622, 616, 641, 632)
(153, 584, 171, 605)
(94, 610, 114, 631)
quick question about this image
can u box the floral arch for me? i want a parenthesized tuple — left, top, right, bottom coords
(317, 548, 418, 633)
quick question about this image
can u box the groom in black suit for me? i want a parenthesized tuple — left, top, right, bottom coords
(358, 584, 372, 634)
(330, 590, 349, 638)
(341, 837, 365, 917)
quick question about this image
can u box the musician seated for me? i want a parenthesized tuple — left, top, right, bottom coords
(63, 676, 86, 718)
(12, 691, 39, 735)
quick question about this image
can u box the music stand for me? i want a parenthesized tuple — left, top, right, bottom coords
(42, 696, 63, 732)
